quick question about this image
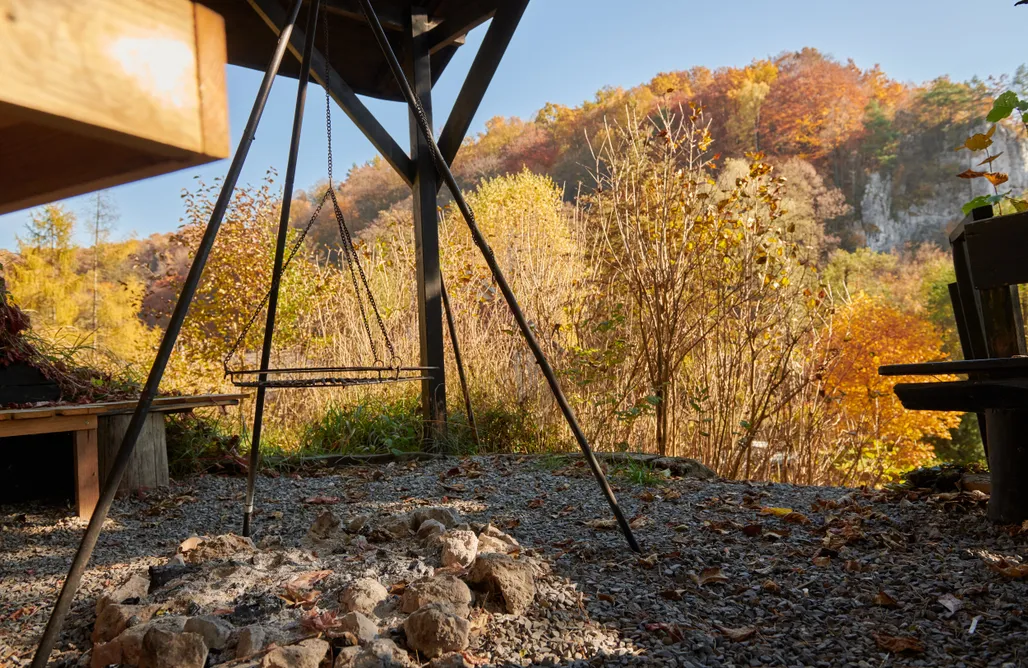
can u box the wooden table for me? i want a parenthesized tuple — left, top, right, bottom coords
(0, 394, 246, 519)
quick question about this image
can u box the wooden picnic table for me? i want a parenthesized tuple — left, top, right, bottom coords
(0, 393, 246, 519)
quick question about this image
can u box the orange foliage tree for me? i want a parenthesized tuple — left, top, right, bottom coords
(822, 293, 960, 485)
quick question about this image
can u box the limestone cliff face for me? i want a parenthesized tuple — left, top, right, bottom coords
(861, 125, 1028, 251)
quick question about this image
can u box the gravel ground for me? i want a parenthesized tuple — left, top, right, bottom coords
(1, 455, 1026, 667)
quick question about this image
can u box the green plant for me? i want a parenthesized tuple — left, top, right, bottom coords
(956, 92, 1028, 214)
(165, 412, 245, 477)
(612, 458, 669, 487)
(300, 396, 423, 456)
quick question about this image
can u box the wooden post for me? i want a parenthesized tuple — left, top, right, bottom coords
(407, 5, 447, 447)
(73, 427, 99, 519)
(98, 414, 169, 492)
(986, 409, 1028, 524)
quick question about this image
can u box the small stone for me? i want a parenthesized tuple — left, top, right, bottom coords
(346, 515, 371, 533)
(339, 578, 390, 617)
(112, 616, 188, 666)
(90, 640, 122, 668)
(184, 615, 233, 650)
(261, 639, 330, 668)
(92, 604, 155, 644)
(412, 507, 462, 530)
(476, 534, 513, 556)
(400, 576, 472, 618)
(148, 564, 199, 590)
(466, 553, 535, 615)
(179, 536, 203, 553)
(334, 646, 361, 668)
(430, 653, 473, 668)
(380, 513, 412, 539)
(340, 611, 379, 643)
(96, 573, 150, 615)
(236, 625, 267, 658)
(139, 629, 208, 668)
(440, 530, 478, 569)
(417, 519, 446, 542)
(309, 510, 340, 539)
(404, 603, 470, 659)
(349, 639, 414, 667)
(480, 525, 519, 549)
(185, 534, 256, 563)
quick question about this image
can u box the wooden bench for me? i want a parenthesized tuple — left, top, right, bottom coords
(879, 205, 1028, 523)
(0, 394, 246, 519)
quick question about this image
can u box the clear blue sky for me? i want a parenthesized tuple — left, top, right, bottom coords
(1, 0, 1023, 250)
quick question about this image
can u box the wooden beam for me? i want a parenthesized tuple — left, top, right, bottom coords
(321, 0, 407, 31)
(422, 1, 498, 55)
(407, 5, 447, 446)
(0, 414, 97, 439)
(74, 428, 100, 519)
(249, 0, 415, 185)
(436, 0, 528, 173)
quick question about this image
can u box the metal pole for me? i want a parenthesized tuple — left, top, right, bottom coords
(29, 2, 306, 664)
(441, 276, 480, 448)
(243, 0, 321, 539)
(356, 0, 641, 554)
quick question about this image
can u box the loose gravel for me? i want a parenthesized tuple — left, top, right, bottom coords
(1, 455, 1026, 667)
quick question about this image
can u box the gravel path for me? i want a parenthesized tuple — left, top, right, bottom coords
(1, 455, 1026, 667)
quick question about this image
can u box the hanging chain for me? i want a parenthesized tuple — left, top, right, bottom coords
(224, 12, 400, 376)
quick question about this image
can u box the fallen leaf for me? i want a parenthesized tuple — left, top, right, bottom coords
(638, 491, 655, 503)
(741, 524, 763, 537)
(782, 512, 810, 525)
(759, 506, 793, 517)
(637, 554, 659, 569)
(874, 634, 924, 654)
(628, 515, 648, 529)
(584, 518, 618, 530)
(304, 496, 339, 505)
(597, 593, 615, 604)
(527, 497, 546, 509)
(873, 590, 899, 608)
(938, 593, 963, 615)
(660, 589, 684, 601)
(761, 579, 780, 594)
(286, 570, 332, 590)
(696, 566, 729, 586)
(812, 556, 831, 567)
(843, 560, 866, 573)
(717, 625, 756, 642)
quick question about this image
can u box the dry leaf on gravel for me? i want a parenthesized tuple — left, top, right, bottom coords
(527, 497, 546, 509)
(597, 593, 615, 603)
(583, 518, 618, 530)
(872, 591, 899, 608)
(761, 580, 780, 594)
(782, 512, 810, 525)
(812, 556, 831, 567)
(741, 524, 762, 537)
(874, 634, 924, 654)
(286, 570, 332, 590)
(717, 625, 757, 642)
(759, 506, 793, 517)
(660, 589, 684, 601)
(638, 491, 655, 503)
(629, 515, 648, 529)
(304, 496, 339, 505)
(695, 566, 729, 586)
(976, 550, 1028, 579)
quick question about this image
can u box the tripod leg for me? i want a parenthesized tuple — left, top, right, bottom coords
(28, 2, 307, 665)
(243, 0, 321, 539)
(442, 276, 480, 448)
(357, 0, 641, 554)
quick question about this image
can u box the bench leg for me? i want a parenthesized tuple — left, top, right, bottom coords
(74, 428, 99, 519)
(985, 409, 1028, 525)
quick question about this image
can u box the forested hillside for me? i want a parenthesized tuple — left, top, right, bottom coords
(3, 48, 1024, 482)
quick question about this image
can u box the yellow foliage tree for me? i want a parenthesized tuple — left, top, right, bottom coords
(824, 293, 959, 484)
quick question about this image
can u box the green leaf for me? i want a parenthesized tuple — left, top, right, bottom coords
(961, 194, 1005, 215)
(987, 91, 1021, 122)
